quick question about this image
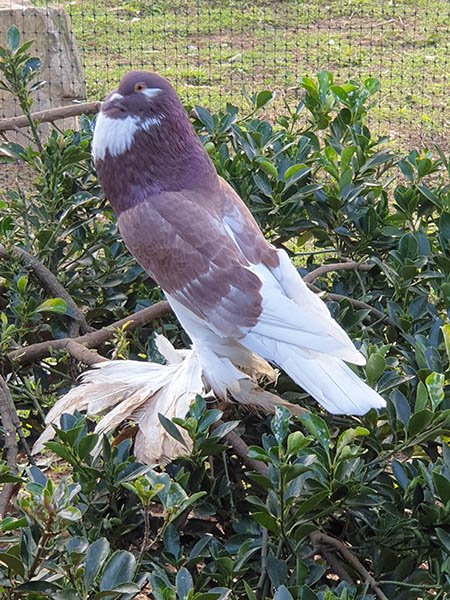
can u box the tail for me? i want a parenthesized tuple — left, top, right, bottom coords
(32, 335, 302, 464)
(273, 343, 385, 415)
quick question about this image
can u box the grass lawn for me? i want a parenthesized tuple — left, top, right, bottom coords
(40, 0, 450, 151)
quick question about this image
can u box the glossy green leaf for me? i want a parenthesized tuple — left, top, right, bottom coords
(35, 298, 68, 314)
(175, 567, 193, 599)
(298, 414, 330, 452)
(7, 25, 20, 50)
(83, 538, 110, 589)
(158, 413, 188, 448)
(99, 550, 136, 591)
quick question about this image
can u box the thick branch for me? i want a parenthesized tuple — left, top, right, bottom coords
(218, 421, 269, 475)
(0, 376, 18, 517)
(65, 341, 109, 366)
(0, 101, 101, 133)
(310, 532, 389, 600)
(0, 243, 93, 334)
(5, 300, 171, 371)
(303, 261, 374, 284)
(321, 548, 354, 584)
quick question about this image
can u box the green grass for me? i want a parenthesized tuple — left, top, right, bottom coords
(61, 0, 449, 150)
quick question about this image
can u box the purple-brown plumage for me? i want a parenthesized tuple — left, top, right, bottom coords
(95, 71, 217, 211)
(92, 70, 386, 416)
(92, 71, 277, 333)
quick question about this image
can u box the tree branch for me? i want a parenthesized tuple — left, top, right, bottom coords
(65, 341, 109, 366)
(5, 300, 171, 372)
(310, 532, 389, 600)
(0, 101, 101, 133)
(0, 376, 19, 517)
(0, 243, 93, 334)
(303, 261, 374, 284)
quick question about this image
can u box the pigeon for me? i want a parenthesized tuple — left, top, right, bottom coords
(89, 70, 385, 418)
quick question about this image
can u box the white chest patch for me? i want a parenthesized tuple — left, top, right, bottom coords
(92, 111, 166, 162)
(92, 112, 139, 162)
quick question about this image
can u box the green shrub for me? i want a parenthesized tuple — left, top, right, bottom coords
(1, 26, 450, 600)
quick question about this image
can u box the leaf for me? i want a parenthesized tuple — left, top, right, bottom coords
(255, 90, 273, 109)
(364, 77, 380, 94)
(408, 409, 434, 438)
(77, 433, 99, 460)
(164, 524, 180, 560)
(0, 142, 26, 159)
(84, 538, 110, 589)
(295, 490, 329, 516)
(391, 389, 411, 429)
(35, 298, 68, 314)
(22, 57, 40, 76)
(432, 472, 450, 504)
(0, 552, 25, 577)
(425, 372, 445, 411)
(286, 431, 310, 455)
(271, 406, 291, 444)
(210, 420, 239, 439)
(244, 581, 257, 600)
(436, 527, 450, 553)
(99, 550, 136, 591)
(273, 585, 293, 600)
(158, 413, 188, 448)
(391, 460, 409, 489)
(336, 427, 369, 456)
(267, 553, 288, 588)
(298, 414, 330, 452)
(415, 381, 428, 412)
(16, 275, 28, 293)
(366, 353, 385, 386)
(251, 511, 279, 534)
(57, 507, 82, 522)
(194, 105, 214, 132)
(398, 160, 414, 182)
(256, 157, 278, 179)
(16, 581, 62, 595)
(175, 567, 193, 599)
(440, 213, 450, 241)
(7, 25, 20, 50)
(442, 324, 450, 364)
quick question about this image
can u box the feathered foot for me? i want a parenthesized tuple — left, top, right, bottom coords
(32, 334, 301, 464)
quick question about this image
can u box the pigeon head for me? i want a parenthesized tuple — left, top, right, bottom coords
(92, 71, 216, 212)
(100, 71, 175, 123)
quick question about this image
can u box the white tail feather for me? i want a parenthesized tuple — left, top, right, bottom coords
(270, 342, 385, 415)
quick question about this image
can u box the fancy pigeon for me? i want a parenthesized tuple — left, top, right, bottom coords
(90, 71, 385, 418)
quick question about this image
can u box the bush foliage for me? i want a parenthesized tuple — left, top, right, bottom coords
(1, 26, 450, 600)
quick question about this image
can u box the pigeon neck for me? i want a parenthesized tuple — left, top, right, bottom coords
(97, 109, 217, 214)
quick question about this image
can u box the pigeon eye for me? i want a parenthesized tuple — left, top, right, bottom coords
(135, 83, 145, 93)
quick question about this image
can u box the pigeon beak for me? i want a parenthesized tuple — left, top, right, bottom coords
(102, 92, 127, 116)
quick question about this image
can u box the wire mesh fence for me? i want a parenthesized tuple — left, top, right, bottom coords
(1, 0, 449, 150)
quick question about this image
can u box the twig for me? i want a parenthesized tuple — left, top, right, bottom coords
(65, 341, 109, 366)
(0, 376, 19, 517)
(221, 424, 268, 475)
(303, 261, 374, 284)
(256, 527, 269, 589)
(309, 532, 389, 600)
(5, 300, 171, 372)
(0, 101, 101, 133)
(0, 243, 93, 334)
(306, 282, 389, 323)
